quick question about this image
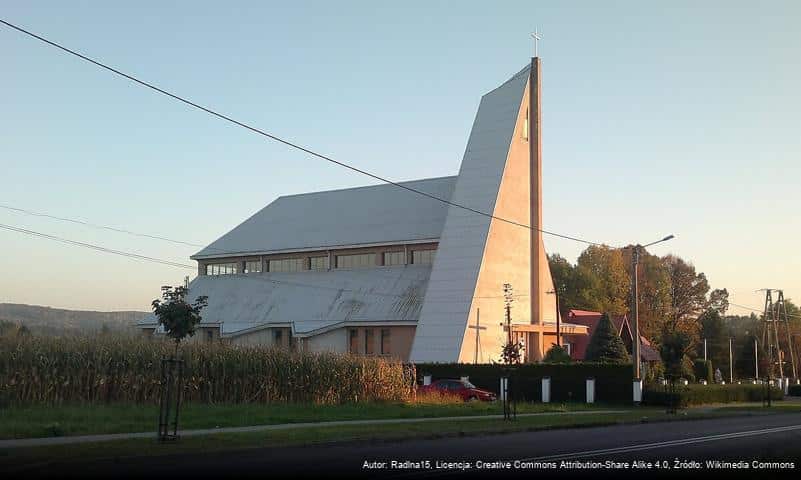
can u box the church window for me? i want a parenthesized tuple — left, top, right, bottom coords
(206, 262, 237, 275)
(523, 108, 529, 140)
(269, 258, 305, 272)
(412, 249, 436, 265)
(336, 253, 376, 269)
(381, 329, 391, 355)
(244, 260, 262, 274)
(364, 329, 375, 355)
(309, 256, 330, 270)
(349, 329, 359, 354)
(383, 251, 405, 266)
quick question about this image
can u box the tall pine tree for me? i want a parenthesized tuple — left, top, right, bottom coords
(585, 313, 630, 363)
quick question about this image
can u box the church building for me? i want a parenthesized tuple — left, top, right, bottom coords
(138, 55, 589, 363)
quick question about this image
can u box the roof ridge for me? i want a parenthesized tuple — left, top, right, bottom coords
(481, 63, 531, 98)
(275, 175, 458, 200)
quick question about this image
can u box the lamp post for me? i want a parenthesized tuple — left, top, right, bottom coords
(626, 235, 674, 400)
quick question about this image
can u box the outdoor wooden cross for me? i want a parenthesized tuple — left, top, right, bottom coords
(469, 308, 486, 364)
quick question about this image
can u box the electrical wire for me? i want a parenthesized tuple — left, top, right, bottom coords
(0, 18, 604, 246)
(0, 221, 528, 303)
(0, 222, 195, 269)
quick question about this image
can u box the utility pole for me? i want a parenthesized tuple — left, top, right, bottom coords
(754, 337, 759, 380)
(624, 235, 673, 405)
(546, 289, 560, 347)
(760, 289, 782, 398)
(777, 290, 798, 380)
(631, 246, 641, 381)
(503, 284, 514, 347)
(729, 337, 734, 383)
(703, 338, 707, 362)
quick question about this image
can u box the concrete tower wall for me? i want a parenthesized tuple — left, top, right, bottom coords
(410, 67, 531, 363)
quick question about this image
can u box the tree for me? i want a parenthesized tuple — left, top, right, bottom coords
(585, 313, 630, 363)
(152, 286, 208, 355)
(708, 288, 730, 315)
(576, 246, 629, 316)
(548, 253, 598, 315)
(660, 330, 693, 380)
(543, 344, 572, 363)
(500, 341, 523, 365)
(699, 309, 727, 369)
(16, 325, 31, 337)
(663, 255, 709, 346)
(0, 320, 18, 337)
(621, 246, 671, 346)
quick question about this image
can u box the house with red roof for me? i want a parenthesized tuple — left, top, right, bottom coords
(562, 309, 660, 364)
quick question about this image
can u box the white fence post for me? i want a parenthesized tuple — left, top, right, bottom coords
(541, 377, 551, 403)
(700, 379, 707, 385)
(423, 374, 432, 386)
(633, 379, 643, 404)
(499, 377, 508, 402)
(586, 378, 595, 404)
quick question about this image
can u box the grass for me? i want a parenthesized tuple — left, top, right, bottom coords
(0, 409, 675, 466)
(2, 403, 797, 469)
(0, 401, 608, 439)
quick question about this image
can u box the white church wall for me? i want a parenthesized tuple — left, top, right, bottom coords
(410, 66, 531, 363)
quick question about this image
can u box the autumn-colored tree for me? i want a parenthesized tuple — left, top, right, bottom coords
(621, 246, 671, 348)
(576, 246, 630, 316)
(663, 255, 709, 347)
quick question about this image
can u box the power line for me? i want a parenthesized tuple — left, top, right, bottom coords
(729, 301, 801, 320)
(0, 220, 526, 303)
(0, 222, 195, 269)
(0, 203, 207, 249)
(0, 18, 603, 246)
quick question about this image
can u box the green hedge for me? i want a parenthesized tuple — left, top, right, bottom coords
(643, 383, 783, 407)
(789, 384, 801, 396)
(414, 363, 632, 404)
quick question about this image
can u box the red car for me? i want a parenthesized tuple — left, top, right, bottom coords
(419, 379, 497, 402)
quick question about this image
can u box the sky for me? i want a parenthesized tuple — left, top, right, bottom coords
(1, 1, 799, 315)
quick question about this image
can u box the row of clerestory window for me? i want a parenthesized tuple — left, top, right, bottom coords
(204, 249, 436, 276)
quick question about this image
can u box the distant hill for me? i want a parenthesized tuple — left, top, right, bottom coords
(0, 303, 148, 336)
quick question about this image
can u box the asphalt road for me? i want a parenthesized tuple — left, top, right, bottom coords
(16, 413, 801, 479)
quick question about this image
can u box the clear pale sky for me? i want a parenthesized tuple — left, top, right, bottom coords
(2, 1, 799, 315)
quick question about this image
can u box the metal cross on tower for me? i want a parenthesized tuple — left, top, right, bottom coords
(530, 30, 543, 57)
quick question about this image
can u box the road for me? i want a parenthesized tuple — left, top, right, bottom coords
(14, 413, 801, 479)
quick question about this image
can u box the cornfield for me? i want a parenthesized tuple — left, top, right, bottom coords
(0, 335, 416, 406)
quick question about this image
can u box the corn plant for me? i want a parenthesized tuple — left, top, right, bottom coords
(0, 334, 416, 406)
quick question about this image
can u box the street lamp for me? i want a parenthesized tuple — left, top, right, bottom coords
(625, 234, 674, 402)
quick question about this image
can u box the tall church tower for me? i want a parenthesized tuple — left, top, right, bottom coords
(410, 54, 558, 363)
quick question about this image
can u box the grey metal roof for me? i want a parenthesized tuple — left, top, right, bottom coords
(139, 265, 432, 335)
(192, 176, 456, 259)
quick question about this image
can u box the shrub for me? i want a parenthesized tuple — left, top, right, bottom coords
(693, 359, 713, 383)
(642, 383, 783, 407)
(543, 345, 572, 363)
(0, 334, 415, 406)
(788, 384, 801, 396)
